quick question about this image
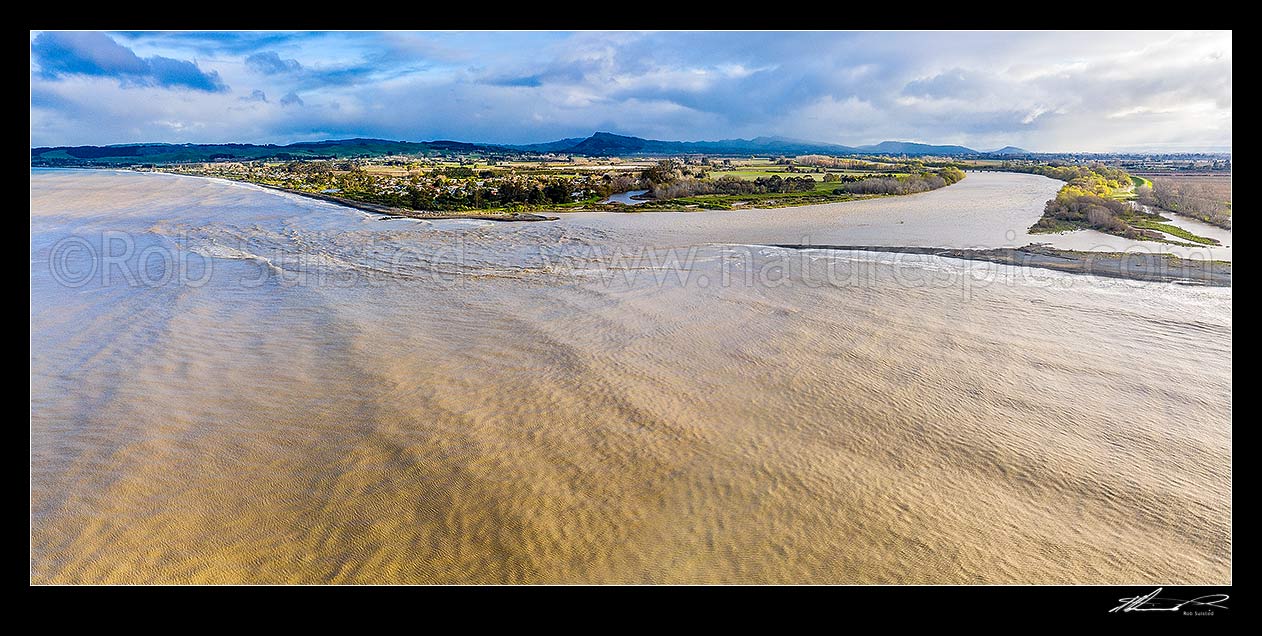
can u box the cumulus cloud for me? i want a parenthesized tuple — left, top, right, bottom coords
(280, 91, 304, 107)
(32, 31, 226, 92)
(245, 51, 302, 75)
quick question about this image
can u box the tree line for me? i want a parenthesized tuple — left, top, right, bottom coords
(835, 167, 965, 195)
(1138, 178, 1231, 229)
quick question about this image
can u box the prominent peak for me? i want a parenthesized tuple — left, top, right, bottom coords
(567, 132, 651, 153)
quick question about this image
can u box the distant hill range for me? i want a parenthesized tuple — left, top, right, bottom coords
(525, 132, 866, 156)
(850, 140, 978, 155)
(31, 131, 1021, 166)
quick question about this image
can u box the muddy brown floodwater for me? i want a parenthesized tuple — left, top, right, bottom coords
(31, 169, 1231, 583)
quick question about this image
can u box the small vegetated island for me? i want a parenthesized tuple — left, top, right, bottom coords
(1001, 163, 1222, 247)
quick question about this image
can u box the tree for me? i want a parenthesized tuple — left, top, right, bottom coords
(544, 180, 573, 204)
(642, 160, 682, 185)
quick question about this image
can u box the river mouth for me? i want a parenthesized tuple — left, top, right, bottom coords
(30, 169, 1232, 584)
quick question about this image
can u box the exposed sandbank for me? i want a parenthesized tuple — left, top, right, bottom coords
(768, 243, 1231, 286)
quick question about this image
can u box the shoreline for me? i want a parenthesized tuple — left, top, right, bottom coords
(767, 243, 1231, 286)
(252, 183, 561, 222)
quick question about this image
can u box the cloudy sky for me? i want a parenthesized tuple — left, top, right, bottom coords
(30, 30, 1232, 152)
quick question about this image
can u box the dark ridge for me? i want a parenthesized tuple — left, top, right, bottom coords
(31, 132, 1014, 166)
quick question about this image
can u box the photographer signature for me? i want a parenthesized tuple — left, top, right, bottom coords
(1110, 588, 1229, 613)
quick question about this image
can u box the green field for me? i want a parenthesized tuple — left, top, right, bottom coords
(713, 169, 791, 180)
(1107, 176, 1150, 201)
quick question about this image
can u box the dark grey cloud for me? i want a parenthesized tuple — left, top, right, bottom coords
(280, 91, 304, 107)
(32, 31, 226, 92)
(245, 51, 302, 75)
